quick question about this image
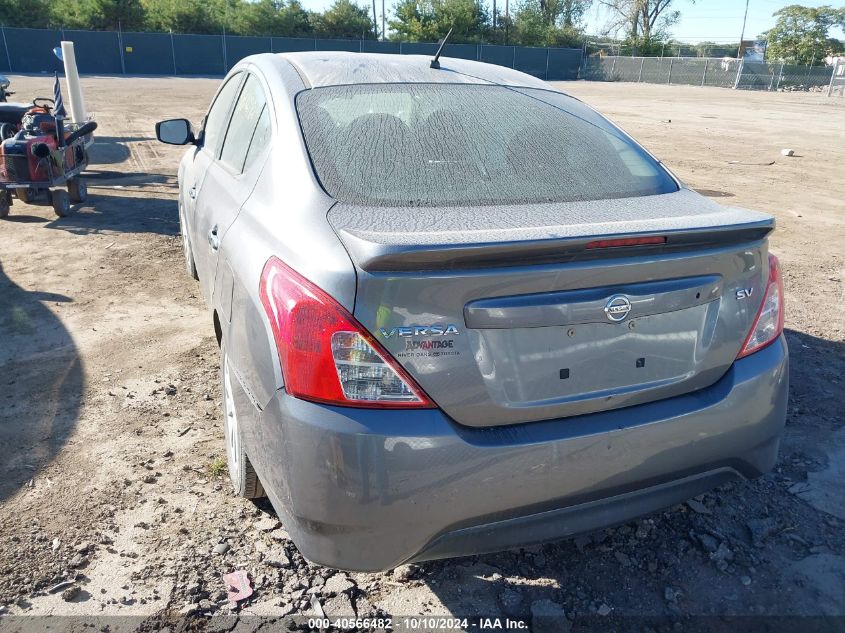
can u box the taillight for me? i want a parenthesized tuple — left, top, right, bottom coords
(585, 236, 666, 249)
(737, 253, 784, 359)
(258, 257, 435, 409)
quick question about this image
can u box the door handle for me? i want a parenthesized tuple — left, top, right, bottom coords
(188, 186, 197, 200)
(207, 225, 219, 251)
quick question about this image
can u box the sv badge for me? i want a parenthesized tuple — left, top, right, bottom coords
(736, 288, 754, 299)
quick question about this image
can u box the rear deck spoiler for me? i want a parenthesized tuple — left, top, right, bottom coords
(338, 220, 775, 272)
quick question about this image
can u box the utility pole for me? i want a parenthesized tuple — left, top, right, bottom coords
(737, 0, 749, 58)
(505, 0, 509, 45)
(372, 0, 377, 38)
(382, 0, 385, 41)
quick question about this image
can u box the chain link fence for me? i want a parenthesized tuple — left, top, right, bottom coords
(0, 26, 583, 80)
(582, 56, 835, 92)
(828, 59, 845, 97)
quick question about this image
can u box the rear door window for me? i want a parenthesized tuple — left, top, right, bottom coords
(243, 105, 272, 172)
(201, 72, 243, 157)
(296, 84, 678, 207)
(219, 75, 267, 173)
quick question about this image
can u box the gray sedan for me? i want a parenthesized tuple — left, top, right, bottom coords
(156, 51, 788, 571)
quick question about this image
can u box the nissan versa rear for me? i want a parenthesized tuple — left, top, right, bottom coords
(156, 52, 788, 571)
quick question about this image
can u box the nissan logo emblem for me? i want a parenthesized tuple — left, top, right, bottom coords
(604, 295, 632, 322)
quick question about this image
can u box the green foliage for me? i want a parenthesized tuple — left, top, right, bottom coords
(511, 0, 586, 47)
(389, 0, 489, 43)
(208, 456, 227, 477)
(51, 0, 146, 30)
(141, 0, 221, 33)
(0, 0, 52, 27)
(693, 40, 739, 58)
(1, 0, 593, 46)
(228, 0, 314, 37)
(619, 35, 666, 56)
(763, 4, 845, 65)
(315, 0, 375, 39)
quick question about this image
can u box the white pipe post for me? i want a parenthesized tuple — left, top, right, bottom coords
(60, 41, 87, 125)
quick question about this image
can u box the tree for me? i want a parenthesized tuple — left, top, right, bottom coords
(389, 0, 489, 42)
(763, 4, 845, 65)
(315, 0, 374, 39)
(49, 0, 145, 30)
(389, 0, 436, 41)
(0, 0, 52, 27)
(599, 0, 685, 40)
(511, 0, 587, 46)
(230, 0, 283, 35)
(141, 0, 221, 33)
(278, 1, 314, 37)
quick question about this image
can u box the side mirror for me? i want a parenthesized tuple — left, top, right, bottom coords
(155, 118, 195, 146)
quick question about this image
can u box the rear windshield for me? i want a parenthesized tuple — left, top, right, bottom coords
(296, 84, 677, 207)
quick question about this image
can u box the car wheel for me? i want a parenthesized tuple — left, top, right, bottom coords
(180, 204, 199, 280)
(222, 344, 265, 499)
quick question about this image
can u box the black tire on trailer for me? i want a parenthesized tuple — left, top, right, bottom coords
(0, 190, 10, 218)
(49, 189, 70, 217)
(15, 187, 31, 204)
(68, 177, 87, 203)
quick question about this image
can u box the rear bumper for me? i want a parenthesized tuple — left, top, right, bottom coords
(245, 336, 788, 571)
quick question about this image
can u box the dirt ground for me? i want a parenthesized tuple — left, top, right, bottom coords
(0, 76, 843, 630)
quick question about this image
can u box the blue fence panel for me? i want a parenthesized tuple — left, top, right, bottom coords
(0, 26, 587, 79)
(226, 36, 271, 70)
(479, 45, 515, 69)
(122, 32, 173, 74)
(400, 42, 438, 56)
(315, 38, 360, 52)
(441, 43, 478, 60)
(173, 33, 225, 75)
(65, 30, 122, 74)
(3, 27, 63, 73)
(0, 28, 9, 72)
(362, 40, 400, 54)
(514, 46, 547, 78)
(547, 48, 582, 80)
(272, 37, 315, 53)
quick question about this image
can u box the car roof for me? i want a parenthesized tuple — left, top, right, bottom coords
(269, 51, 551, 90)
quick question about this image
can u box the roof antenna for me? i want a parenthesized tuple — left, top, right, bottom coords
(430, 27, 453, 69)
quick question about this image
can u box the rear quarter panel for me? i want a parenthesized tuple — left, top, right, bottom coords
(218, 56, 357, 416)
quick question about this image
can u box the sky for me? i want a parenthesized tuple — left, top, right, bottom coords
(582, 0, 845, 43)
(297, 0, 845, 43)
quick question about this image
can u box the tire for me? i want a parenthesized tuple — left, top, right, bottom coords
(221, 343, 265, 499)
(49, 189, 70, 217)
(68, 177, 87, 203)
(15, 187, 31, 204)
(0, 191, 10, 219)
(180, 204, 199, 281)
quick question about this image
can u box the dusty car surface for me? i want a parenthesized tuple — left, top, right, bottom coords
(155, 51, 788, 572)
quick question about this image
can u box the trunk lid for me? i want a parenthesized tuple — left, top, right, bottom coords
(330, 189, 774, 427)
